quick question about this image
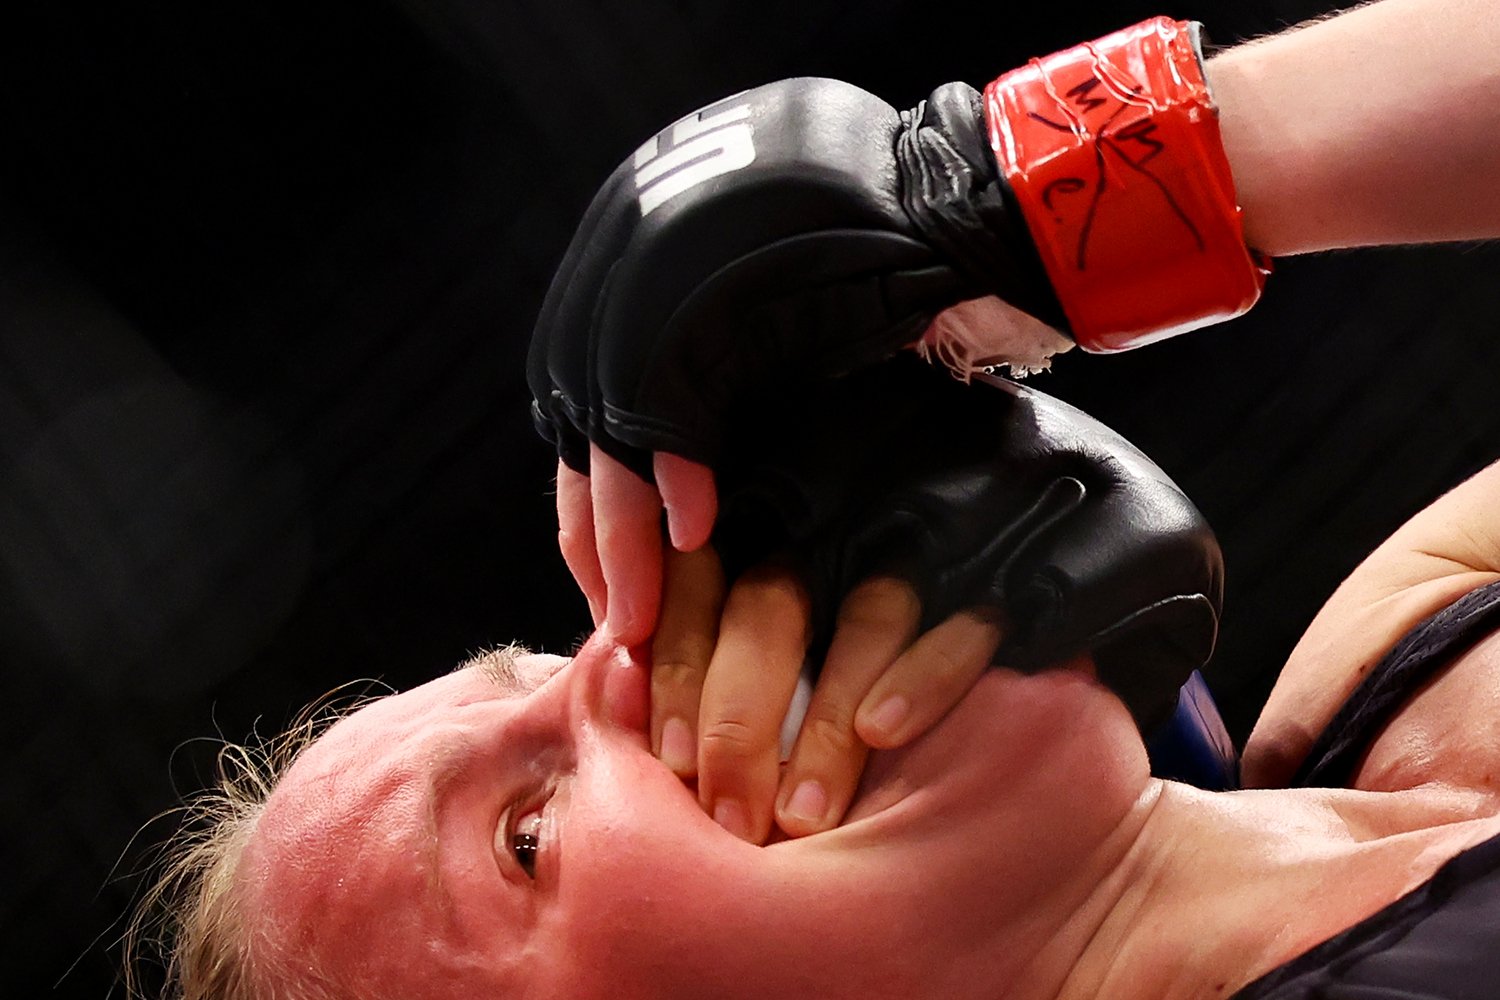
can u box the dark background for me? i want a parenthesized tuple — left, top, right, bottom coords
(3, 1, 1496, 996)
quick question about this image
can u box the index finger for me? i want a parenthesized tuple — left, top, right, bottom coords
(590, 444, 665, 646)
(556, 461, 606, 626)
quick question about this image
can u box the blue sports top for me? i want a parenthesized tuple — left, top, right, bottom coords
(1231, 579, 1500, 1000)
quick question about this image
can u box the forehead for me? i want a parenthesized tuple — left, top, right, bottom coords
(463, 646, 570, 698)
(238, 649, 570, 992)
(264, 646, 569, 827)
(314, 646, 566, 735)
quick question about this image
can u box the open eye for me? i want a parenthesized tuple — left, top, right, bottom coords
(510, 806, 544, 879)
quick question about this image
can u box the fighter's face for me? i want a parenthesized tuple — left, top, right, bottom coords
(239, 638, 1150, 1000)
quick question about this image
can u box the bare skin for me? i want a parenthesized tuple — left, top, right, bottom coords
(554, 0, 1500, 842)
(239, 588, 1500, 999)
(1246, 460, 1500, 787)
(651, 547, 1006, 844)
(1210, 0, 1500, 256)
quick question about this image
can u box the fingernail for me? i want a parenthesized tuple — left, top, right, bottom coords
(782, 779, 828, 825)
(605, 602, 628, 636)
(713, 799, 753, 842)
(664, 503, 686, 551)
(604, 600, 641, 646)
(659, 717, 695, 774)
(863, 694, 911, 743)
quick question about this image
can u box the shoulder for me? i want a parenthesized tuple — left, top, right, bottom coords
(1245, 461, 1500, 789)
(1354, 624, 1500, 805)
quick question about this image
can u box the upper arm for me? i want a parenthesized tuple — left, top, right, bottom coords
(1243, 461, 1500, 788)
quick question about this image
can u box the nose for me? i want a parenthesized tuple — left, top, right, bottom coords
(571, 633, 651, 740)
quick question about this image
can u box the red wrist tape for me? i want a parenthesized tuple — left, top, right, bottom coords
(984, 17, 1269, 353)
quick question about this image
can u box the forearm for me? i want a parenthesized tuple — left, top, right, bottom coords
(1208, 0, 1500, 255)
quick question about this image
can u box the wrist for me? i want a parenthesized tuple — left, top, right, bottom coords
(983, 17, 1270, 353)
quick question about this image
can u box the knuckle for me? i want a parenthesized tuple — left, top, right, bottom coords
(839, 577, 921, 629)
(933, 645, 971, 682)
(557, 528, 592, 567)
(733, 567, 812, 617)
(912, 644, 970, 686)
(651, 658, 706, 695)
(801, 712, 860, 758)
(699, 718, 765, 763)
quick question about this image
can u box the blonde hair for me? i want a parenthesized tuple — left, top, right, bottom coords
(121, 687, 387, 1000)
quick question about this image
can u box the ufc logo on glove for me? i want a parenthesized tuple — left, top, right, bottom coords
(634, 102, 756, 216)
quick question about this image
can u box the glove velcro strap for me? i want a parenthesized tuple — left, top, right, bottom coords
(983, 17, 1270, 353)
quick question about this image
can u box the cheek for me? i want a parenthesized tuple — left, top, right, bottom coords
(552, 752, 749, 978)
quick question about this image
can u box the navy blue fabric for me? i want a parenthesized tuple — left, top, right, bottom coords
(1147, 670, 1241, 790)
(1231, 580, 1500, 999)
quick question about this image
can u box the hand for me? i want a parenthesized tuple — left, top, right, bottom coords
(652, 545, 1016, 844)
(650, 355, 1222, 840)
(530, 77, 1071, 643)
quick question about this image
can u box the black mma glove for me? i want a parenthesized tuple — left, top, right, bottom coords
(529, 77, 1063, 475)
(712, 354, 1222, 730)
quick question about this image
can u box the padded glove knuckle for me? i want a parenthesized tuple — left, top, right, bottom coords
(527, 74, 1051, 469)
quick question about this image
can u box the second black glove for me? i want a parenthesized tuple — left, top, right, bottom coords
(711, 355, 1222, 731)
